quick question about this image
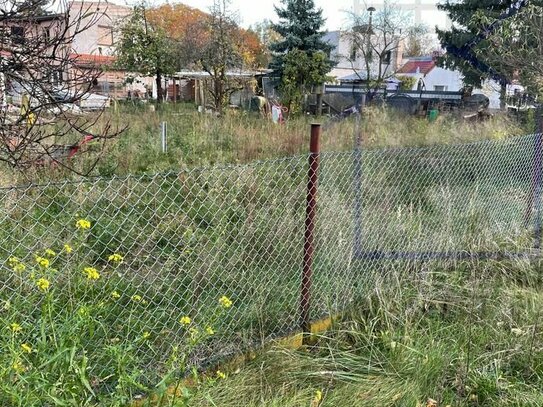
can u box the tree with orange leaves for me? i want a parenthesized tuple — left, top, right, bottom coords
(146, 2, 266, 70)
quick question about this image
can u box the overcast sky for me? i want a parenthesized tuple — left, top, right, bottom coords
(117, 0, 447, 31)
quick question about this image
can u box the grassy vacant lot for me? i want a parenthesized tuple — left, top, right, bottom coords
(93, 103, 526, 175)
(0, 102, 527, 185)
(1, 104, 541, 406)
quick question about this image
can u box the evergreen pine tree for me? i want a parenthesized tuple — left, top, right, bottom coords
(436, 0, 514, 88)
(436, 0, 543, 92)
(270, 0, 333, 75)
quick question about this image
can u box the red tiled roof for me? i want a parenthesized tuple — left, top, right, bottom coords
(397, 59, 435, 75)
(70, 53, 116, 66)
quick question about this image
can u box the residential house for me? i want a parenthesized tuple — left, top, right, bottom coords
(68, 1, 150, 98)
(396, 55, 524, 109)
(1, 12, 68, 85)
(69, 1, 130, 57)
(1, 11, 70, 108)
(324, 29, 404, 84)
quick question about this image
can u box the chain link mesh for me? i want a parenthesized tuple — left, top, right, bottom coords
(0, 130, 541, 391)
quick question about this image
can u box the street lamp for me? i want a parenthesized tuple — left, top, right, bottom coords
(366, 6, 376, 62)
(367, 6, 376, 29)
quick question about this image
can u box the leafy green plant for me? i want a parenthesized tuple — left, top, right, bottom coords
(0, 218, 233, 406)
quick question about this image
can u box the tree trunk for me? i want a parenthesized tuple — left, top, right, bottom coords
(156, 71, 162, 104)
(499, 82, 507, 110)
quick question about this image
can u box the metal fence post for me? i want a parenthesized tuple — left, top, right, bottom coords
(161, 121, 168, 153)
(524, 107, 543, 249)
(533, 108, 543, 249)
(353, 94, 366, 259)
(300, 123, 321, 337)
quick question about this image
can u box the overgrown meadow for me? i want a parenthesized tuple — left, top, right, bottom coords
(1, 104, 543, 406)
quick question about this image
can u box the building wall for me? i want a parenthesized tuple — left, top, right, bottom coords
(69, 1, 131, 56)
(325, 30, 403, 80)
(422, 67, 464, 91)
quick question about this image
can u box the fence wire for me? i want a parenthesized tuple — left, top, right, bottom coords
(0, 132, 541, 392)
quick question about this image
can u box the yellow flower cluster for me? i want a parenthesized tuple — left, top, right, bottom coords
(83, 267, 100, 280)
(12, 361, 25, 374)
(108, 253, 124, 263)
(64, 244, 73, 254)
(216, 370, 226, 380)
(131, 294, 147, 304)
(219, 296, 233, 308)
(10, 323, 22, 333)
(35, 256, 50, 269)
(76, 218, 91, 230)
(179, 316, 191, 326)
(206, 326, 215, 335)
(111, 291, 121, 299)
(313, 390, 323, 405)
(44, 249, 56, 258)
(21, 343, 32, 354)
(36, 278, 50, 292)
(8, 257, 26, 273)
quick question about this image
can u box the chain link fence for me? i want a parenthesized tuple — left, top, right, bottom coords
(1, 127, 541, 392)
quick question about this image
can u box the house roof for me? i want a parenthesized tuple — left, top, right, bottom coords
(70, 53, 116, 67)
(397, 58, 435, 75)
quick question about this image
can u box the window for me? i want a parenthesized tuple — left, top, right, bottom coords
(10, 26, 25, 45)
(381, 50, 392, 65)
(51, 70, 63, 85)
(434, 85, 448, 91)
(97, 25, 113, 46)
(350, 43, 357, 61)
(43, 27, 50, 42)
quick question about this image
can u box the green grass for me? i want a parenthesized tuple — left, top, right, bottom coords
(0, 102, 527, 185)
(189, 258, 543, 407)
(0, 104, 541, 405)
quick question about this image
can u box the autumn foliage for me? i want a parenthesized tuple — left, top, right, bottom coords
(146, 4, 266, 69)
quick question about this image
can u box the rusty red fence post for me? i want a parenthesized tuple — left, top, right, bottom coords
(300, 123, 321, 337)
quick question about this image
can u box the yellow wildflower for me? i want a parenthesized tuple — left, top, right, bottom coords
(179, 316, 191, 326)
(63, 244, 73, 254)
(10, 323, 22, 333)
(78, 306, 89, 317)
(83, 267, 100, 280)
(111, 291, 121, 299)
(216, 370, 226, 379)
(131, 294, 142, 302)
(44, 249, 56, 258)
(12, 263, 26, 273)
(205, 326, 215, 335)
(21, 343, 32, 354)
(219, 295, 233, 309)
(142, 331, 151, 340)
(76, 219, 91, 230)
(35, 256, 50, 269)
(9, 257, 26, 272)
(12, 361, 25, 374)
(8, 257, 20, 267)
(108, 253, 124, 263)
(315, 390, 323, 402)
(36, 278, 50, 292)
